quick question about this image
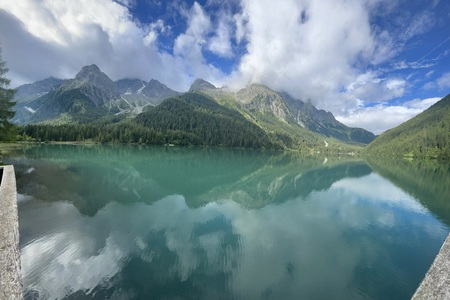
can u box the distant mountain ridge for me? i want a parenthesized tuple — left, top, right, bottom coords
(13, 64, 180, 124)
(14, 77, 64, 103)
(14, 64, 375, 147)
(194, 82, 375, 144)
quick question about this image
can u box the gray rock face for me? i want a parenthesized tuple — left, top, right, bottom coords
(142, 79, 180, 102)
(14, 77, 63, 103)
(117, 78, 180, 108)
(115, 78, 147, 95)
(60, 64, 120, 105)
(234, 84, 375, 144)
(189, 78, 217, 92)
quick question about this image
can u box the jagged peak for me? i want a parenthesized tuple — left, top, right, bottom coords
(189, 78, 217, 92)
(236, 83, 282, 103)
(144, 79, 178, 92)
(248, 83, 272, 90)
(75, 64, 102, 79)
(246, 83, 277, 94)
(148, 79, 165, 86)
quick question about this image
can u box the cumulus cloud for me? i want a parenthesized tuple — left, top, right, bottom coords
(335, 97, 441, 134)
(0, 0, 226, 90)
(343, 72, 407, 106)
(230, 0, 371, 98)
(0, 0, 156, 84)
(0, 0, 447, 133)
(208, 15, 234, 58)
(143, 19, 168, 46)
(173, 3, 211, 68)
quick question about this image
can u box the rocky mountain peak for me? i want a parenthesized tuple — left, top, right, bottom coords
(189, 79, 217, 92)
(142, 79, 179, 101)
(69, 64, 116, 90)
(61, 64, 119, 105)
(147, 79, 165, 89)
(236, 84, 281, 104)
(75, 64, 102, 79)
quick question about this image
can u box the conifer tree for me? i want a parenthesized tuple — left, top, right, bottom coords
(0, 50, 16, 141)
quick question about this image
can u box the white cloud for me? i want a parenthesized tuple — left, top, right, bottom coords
(0, 0, 226, 90)
(0, 0, 445, 132)
(171, 2, 227, 86)
(0, 0, 154, 84)
(343, 72, 407, 105)
(143, 19, 168, 46)
(437, 72, 450, 89)
(336, 97, 441, 134)
(114, 0, 136, 8)
(227, 0, 397, 109)
(233, 12, 247, 44)
(398, 11, 435, 42)
(423, 81, 437, 90)
(174, 2, 211, 61)
(402, 97, 441, 110)
(422, 72, 450, 93)
(208, 15, 234, 58)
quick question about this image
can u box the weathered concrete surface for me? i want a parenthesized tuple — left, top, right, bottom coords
(0, 165, 23, 300)
(412, 233, 450, 300)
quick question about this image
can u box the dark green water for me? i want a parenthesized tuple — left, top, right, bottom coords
(6, 145, 450, 300)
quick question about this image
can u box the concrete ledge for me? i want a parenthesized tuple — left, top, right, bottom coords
(412, 233, 450, 300)
(0, 165, 23, 300)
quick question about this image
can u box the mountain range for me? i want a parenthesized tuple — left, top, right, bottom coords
(13, 65, 181, 124)
(13, 64, 376, 148)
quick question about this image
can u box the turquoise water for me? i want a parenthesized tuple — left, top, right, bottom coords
(7, 145, 450, 300)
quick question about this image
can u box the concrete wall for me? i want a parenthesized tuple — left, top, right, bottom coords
(0, 165, 23, 299)
(412, 233, 450, 300)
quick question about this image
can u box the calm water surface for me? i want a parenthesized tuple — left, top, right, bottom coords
(6, 145, 450, 300)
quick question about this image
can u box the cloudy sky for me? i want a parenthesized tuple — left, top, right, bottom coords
(0, 0, 449, 134)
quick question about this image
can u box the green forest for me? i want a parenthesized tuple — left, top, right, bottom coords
(19, 93, 276, 149)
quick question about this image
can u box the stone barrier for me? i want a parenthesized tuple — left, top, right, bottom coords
(412, 233, 450, 299)
(0, 165, 23, 299)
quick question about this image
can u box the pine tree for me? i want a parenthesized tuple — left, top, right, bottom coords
(0, 50, 16, 141)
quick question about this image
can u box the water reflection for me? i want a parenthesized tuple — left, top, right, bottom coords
(10, 145, 369, 213)
(7, 145, 450, 300)
(367, 157, 450, 227)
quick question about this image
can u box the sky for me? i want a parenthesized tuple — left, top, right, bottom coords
(0, 0, 449, 134)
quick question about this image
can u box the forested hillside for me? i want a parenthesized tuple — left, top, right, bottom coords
(365, 94, 450, 159)
(21, 93, 275, 149)
(135, 93, 274, 148)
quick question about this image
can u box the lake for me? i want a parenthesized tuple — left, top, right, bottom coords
(5, 145, 450, 300)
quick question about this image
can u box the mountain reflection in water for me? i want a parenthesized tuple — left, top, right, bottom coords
(7, 145, 450, 300)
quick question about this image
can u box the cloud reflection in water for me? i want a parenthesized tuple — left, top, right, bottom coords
(19, 172, 446, 300)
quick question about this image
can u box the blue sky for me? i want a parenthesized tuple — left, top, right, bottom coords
(0, 0, 449, 134)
